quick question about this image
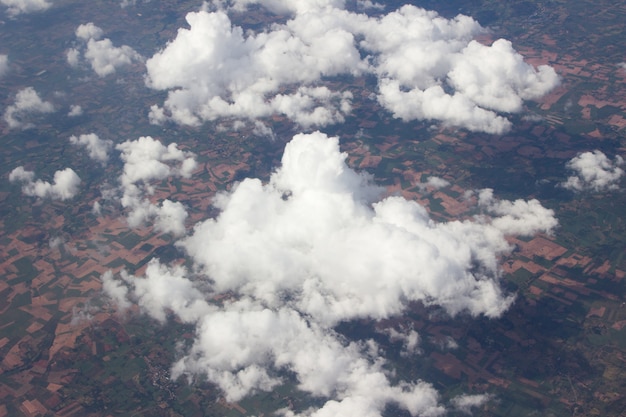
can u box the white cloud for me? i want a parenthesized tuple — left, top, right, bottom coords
(3, 87, 54, 129)
(179, 132, 548, 322)
(92, 200, 102, 216)
(417, 176, 450, 191)
(561, 150, 624, 192)
(48, 236, 64, 250)
(69, 133, 113, 165)
(1, 0, 51, 17)
(116, 136, 196, 187)
(477, 188, 558, 236)
(102, 270, 132, 312)
(217, 0, 345, 15)
(451, 394, 492, 414)
(145, 10, 359, 127)
(120, 0, 150, 7)
(0, 55, 8, 77)
(8, 166, 35, 183)
(66, 48, 80, 67)
(115, 136, 197, 235)
(125, 198, 189, 236)
(84, 38, 142, 77)
(356, 0, 384, 11)
(385, 327, 421, 356)
(144, 4, 557, 133)
(70, 23, 142, 77)
(75, 22, 104, 41)
(104, 131, 557, 416)
(68, 104, 83, 117)
(9, 166, 81, 200)
(448, 39, 560, 113)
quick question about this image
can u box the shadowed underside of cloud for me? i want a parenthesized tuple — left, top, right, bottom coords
(145, 3, 558, 133)
(561, 150, 624, 192)
(104, 131, 557, 416)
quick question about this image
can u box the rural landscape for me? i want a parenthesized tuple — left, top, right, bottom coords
(0, 0, 625, 416)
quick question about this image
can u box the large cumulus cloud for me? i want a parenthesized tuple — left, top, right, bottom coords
(145, 3, 558, 133)
(104, 132, 557, 417)
(145, 10, 356, 127)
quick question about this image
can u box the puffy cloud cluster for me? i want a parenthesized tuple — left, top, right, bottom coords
(69, 133, 113, 165)
(104, 132, 557, 416)
(9, 166, 81, 200)
(115, 136, 197, 235)
(561, 150, 624, 192)
(3, 87, 54, 129)
(145, 10, 355, 127)
(67, 23, 142, 77)
(1, 0, 51, 17)
(477, 188, 558, 236)
(145, 3, 558, 133)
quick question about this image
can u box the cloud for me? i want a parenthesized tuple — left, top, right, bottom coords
(384, 327, 421, 356)
(1, 0, 51, 17)
(101, 270, 132, 312)
(144, 4, 557, 133)
(451, 394, 492, 414)
(8, 166, 35, 183)
(66, 48, 80, 67)
(145, 10, 357, 127)
(9, 166, 81, 200)
(104, 131, 557, 416)
(68, 104, 83, 117)
(124, 198, 189, 236)
(120, 0, 150, 7)
(364, 8, 558, 133)
(115, 136, 197, 235)
(75, 22, 104, 40)
(70, 23, 142, 77)
(217, 0, 345, 15)
(3, 87, 54, 129)
(477, 188, 558, 236)
(178, 132, 552, 322)
(561, 150, 624, 192)
(356, 0, 384, 11)
(417, 176, 450, 191)
(447, 39, 559, 113)
(0, 55, 8, 77)
(69, 133, 113, 165)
